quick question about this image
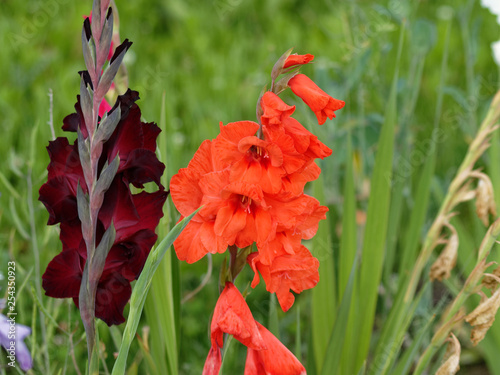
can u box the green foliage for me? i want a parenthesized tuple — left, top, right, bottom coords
(3, 0, 500, 374)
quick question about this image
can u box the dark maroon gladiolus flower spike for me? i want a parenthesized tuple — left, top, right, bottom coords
(40, 90, 167, 326)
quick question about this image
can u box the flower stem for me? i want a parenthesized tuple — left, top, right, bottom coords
(404, 97, 500, 303)
(78, 1, 111, 371)
(413, 219, 500, 374)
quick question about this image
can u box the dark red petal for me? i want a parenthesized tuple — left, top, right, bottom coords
(106, 229, 158, 280)
(46, 138, 82, 180)
(59, 222, 85, 254)
(112, 89, 140, 120)
(129, 190, 168, 234)
(141, 122, 162, 151)
(106, 105, 144, 161)
(98, 178, 139, 231)
(39, 177, 79, 225)
(119, 149, 165, 188)
(62, 95, 89, 137)
(42, 250, 83, 298)
(94, 270, 132, 326)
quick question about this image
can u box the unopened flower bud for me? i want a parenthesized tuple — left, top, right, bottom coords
(435, 333, 460, 375)
(271, 48, 294, 83)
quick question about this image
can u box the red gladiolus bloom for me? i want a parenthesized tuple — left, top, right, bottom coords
(214, 121, 306, 194)
(288, 74, 345, 125)
(170, 140, 231, 263)
(40, 90, 167, 326)
(244, 322, 306, 375)
(260, 91, 296, 127)
(171, 120, 323, 264)
(248, 244, 319, 312)
(260, 92, 332, 162)
(283, 53, 314, 69)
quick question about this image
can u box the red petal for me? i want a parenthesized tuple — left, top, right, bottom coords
(211, 283, 265, 350)
(106, 229, 157, 280)
(173, 219, 210, 263)
(244, 322, 306, 375)
(202, 347, 221, 375)
(260, 92, 295, 127)
(214, 204, 247, 244)
(170, 167, 204, 218)
(200, 221, 228, 255)
(288, 74, 345, 125)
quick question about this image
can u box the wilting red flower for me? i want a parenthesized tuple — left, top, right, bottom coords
(248, 244, 319, 312)
(283, 53, 314, 69)
(288, 74, 345, 125)
(203, 282, 265, 375)
(203, 283, 305, 375)
(245, 322, 306, 375)
(40, 90, 167, 325)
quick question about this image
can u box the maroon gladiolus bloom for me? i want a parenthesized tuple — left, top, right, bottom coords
(40, 90, 167, 326)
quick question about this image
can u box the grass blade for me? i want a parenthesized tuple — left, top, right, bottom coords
(111, 209, 198, 375)
(338, 133, 360, 375)
(353, 24, 403, 368)
(391, 304, 435, 375)
(338, 133, 357, 301)
(320, 258, 357, 375)
(311, 173, 337, 372)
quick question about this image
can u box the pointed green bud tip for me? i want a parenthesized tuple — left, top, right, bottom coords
(271, 47, 294, 82)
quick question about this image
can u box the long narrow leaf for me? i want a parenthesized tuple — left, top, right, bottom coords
(338, 134, 357, 301)
(320, 258, 357, 375)
(391, 307, 435, 375)
(311, 173, 337, 372)
(111, 210, 198, 375)
(338, 134, 360, 375)
(354, 25, 402, 368)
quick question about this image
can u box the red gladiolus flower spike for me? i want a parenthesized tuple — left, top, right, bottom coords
(40, 91, 167, 326)
(171, 49, 344, 373)
(288, 73, 345, 125)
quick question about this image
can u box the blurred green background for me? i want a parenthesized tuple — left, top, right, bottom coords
(1, 0, 500, 373)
